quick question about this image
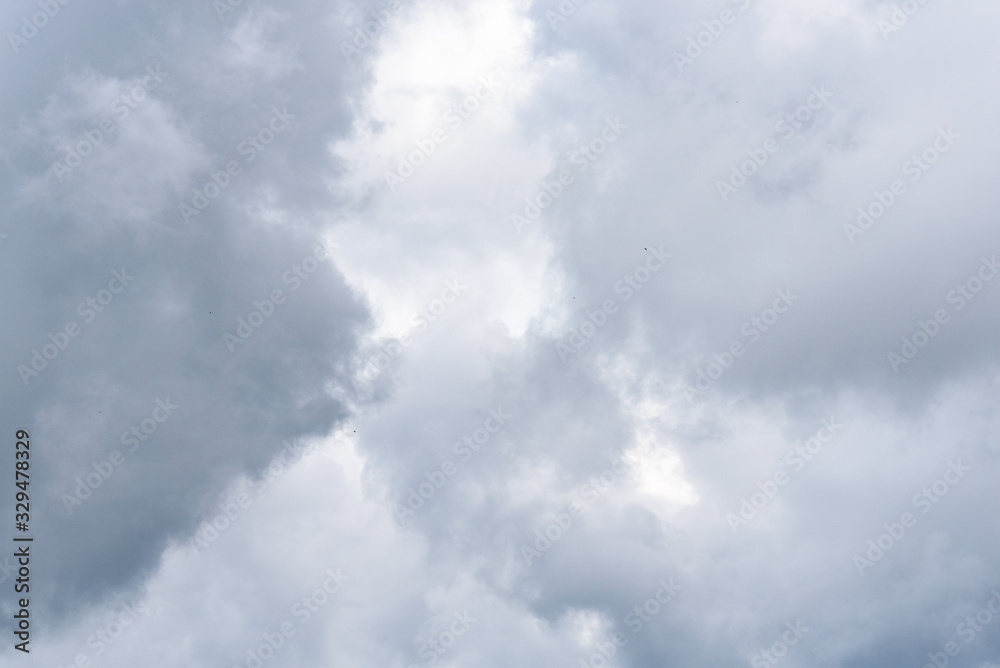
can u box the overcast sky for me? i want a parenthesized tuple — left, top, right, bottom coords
(2, 0, 1000, 667)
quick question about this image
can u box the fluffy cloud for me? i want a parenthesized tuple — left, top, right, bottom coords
(2, 0, 999, 666)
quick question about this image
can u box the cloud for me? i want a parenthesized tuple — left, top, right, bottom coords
(3, 0, 1000, 666)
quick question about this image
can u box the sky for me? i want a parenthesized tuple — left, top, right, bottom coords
(1, 0, 1000, 667)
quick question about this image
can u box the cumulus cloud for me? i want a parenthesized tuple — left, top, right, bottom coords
(2, 0, 999, 666)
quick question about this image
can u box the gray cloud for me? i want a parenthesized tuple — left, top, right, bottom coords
(3, 0, 1000, 666)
